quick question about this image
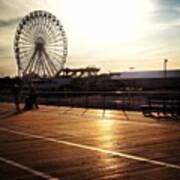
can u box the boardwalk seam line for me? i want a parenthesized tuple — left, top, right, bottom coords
(1, 127, 180, 170)
(0, 156, 59, 180)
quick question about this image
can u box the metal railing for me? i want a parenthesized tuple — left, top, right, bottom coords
(1, 90, 180, 110)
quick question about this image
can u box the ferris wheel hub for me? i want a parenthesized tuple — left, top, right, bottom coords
(35, 37, 46, 50)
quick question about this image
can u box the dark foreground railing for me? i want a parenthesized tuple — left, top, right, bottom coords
(1, 90, 180, 111)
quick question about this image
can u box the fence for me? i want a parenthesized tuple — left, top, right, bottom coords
(1, 90, 180, 110)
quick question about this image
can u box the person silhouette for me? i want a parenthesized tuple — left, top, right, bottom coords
(12, 82, 21, 112)
(29, 83, 39, 109)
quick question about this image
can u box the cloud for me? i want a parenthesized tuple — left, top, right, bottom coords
(152, 0, 180, 24)
(152, 8, 180, 23)
(0, 17, 21, 28)
(157, 0, 180, 8)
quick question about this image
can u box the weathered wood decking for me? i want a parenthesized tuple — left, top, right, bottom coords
(0, 103, 180, 180)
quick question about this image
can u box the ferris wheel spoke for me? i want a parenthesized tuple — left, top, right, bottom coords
(48, 30, 63, 41)
(46, 34, 63, 44)
(50, 35, 64, 42)
(48, 49, 63, 57)
(48, 53, 64, 68)
(47, 49, 63, 58)
(47, 48, 64, 53)
(48, 52, 63, 64)
(41, 17, 46, 32)
(45, 24, 52, 37)
(19, 47, 34, 53)
(47, 45, 63, 50)
(48, 38, 63, 44)
(48, 49, 63, 54)
(37, 57, 44, 76)
(20, 30, 33, 42)
(21, 27, 34, 41)
(48, 39, 63, 46)
(48, 31, 58, 43)
(18, 42, 33, 47)
(23, 50, 37, 75)
(19, 44, 33, 50)
(19, 49, 32, 55)
(28, 58, 36, 74)
(20, 20, 35, 41)
(44, 25, 51, 41)
(47, 31, 55, 44)
(47, 27, 57, 40)
(47, 56, 63, 67)
(18, 42, 33, 49)
(45, 20, 53, 32)
(47, 25, 61, 40)
(19, 35, 34, 45)
(49, 28, 61, 40)
(48, 47, 63, 53)
(19, 51, 33, 63)
(41, 62, 46, 77)
(45, 51, 59, 74)
(42, 54, 53, 76)
(20, 46, 34, 54)
(44, 29, 51, 41)
(48, 50, 64, 57)
(29, 53, 44, 75)
(31, 53, 42, 75)
(47, 42, 64, 47)
(19, 49, 34, 56)
(46, 62, 54, 76)
(21, 27, 35, 40)
(26, 24, 37, 39)
(18, 33, 32, 42)
(19, 51, 31, 60)
(33, 54, 41, 75)
(48, 37, 64, 43)
(43, 50, 58, 75)
(37, 54, 46, 77)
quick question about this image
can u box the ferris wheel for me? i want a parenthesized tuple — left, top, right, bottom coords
(14, 10, 67, 78)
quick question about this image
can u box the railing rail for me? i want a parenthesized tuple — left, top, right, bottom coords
(1, 90, 180, 110)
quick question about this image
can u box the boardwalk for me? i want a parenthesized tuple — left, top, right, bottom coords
(0, 104, 180, 179)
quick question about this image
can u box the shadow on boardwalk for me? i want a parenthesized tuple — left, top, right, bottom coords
(0, 109, 26, 119)
(0, 104, 27, 120)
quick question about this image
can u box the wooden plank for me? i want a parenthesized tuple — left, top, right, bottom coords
(0, 104, 180, 179)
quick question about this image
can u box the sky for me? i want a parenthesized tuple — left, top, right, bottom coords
(0, 0, 180, 76)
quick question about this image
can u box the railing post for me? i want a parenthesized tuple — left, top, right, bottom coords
(103, 92, 106, 110)
(85, 92, 89, 108)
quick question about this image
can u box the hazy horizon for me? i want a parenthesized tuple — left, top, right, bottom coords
(0, 0, 180, 76)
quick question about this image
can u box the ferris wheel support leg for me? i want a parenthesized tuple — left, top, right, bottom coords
(43, 50, 58, 75)
(23, 51, 37, 75)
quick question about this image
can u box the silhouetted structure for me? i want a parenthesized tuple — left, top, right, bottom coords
(110, 70, 180, 90)
(56, 67, 100, 78)
(12, 82, 21, 112)
(25, 84, 39, 110)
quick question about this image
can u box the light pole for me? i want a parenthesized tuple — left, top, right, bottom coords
(128, 67, 135, 108)
(129, 67, 135, 90)
(164, 59, 168, 79)
(164, 59, 168, 89)
(129, 67, 135, 71)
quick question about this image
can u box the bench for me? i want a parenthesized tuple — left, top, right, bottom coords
(141, 96, 180, 119)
